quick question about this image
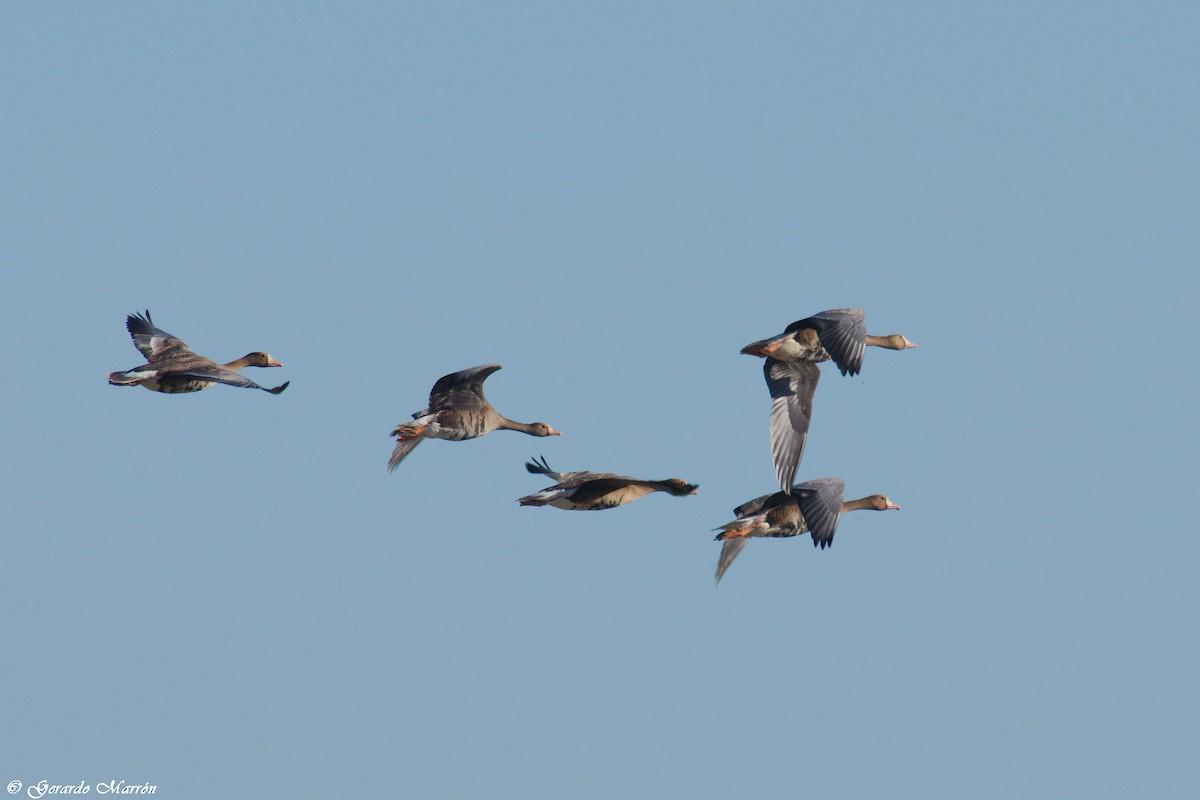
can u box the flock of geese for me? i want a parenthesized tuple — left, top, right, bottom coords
(108, 308, 915, 583)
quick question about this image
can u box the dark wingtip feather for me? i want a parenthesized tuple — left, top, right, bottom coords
(267, 381, 290, 395)
(125, 309, 160, 335)
(525, 455, 553, 475)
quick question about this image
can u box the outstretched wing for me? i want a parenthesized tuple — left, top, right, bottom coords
(125, 310, 194, 360)
(174, 364, 289, 394)
(428, 364, 502, 412)
(387, 436, 424, 472)
(715, 537, 751, 584)
(794, 477, 845, 548)
(764, 359, 820, 493)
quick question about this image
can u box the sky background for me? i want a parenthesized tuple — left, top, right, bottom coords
(2, 3, 1197, 798)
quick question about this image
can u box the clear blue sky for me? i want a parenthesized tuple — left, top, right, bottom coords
(3, 3, 1197, 797)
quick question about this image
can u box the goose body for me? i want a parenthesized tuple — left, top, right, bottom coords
(713, 477, 900, 583)
(107, 311, 289, 395)
(741, 308, 915, 492)
(388, 365, 560, 471)
(518, 456, 697, 510)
